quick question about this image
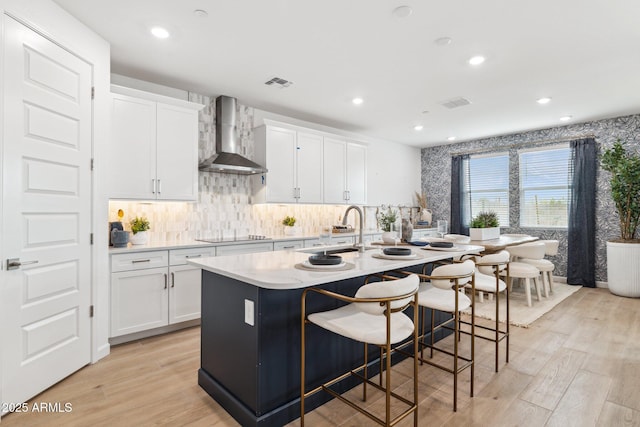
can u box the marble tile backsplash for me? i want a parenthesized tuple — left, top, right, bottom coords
(110, 92, 417, 243)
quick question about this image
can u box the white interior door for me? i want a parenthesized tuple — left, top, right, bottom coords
(1, 16, 92, 407)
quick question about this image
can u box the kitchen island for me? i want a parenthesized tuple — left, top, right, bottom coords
(188, 244, 483, 426)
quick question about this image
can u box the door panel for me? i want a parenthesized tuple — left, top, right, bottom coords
(2, 17, 92, 407)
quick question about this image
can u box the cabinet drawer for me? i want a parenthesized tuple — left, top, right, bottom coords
(216, 242, 274, 256)
(304, 236, 354, 248)
(111, 250, 169, 272)
(170, 246, 216, 265)
(274, 240, 304, 251)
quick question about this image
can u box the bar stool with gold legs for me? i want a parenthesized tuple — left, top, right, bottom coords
(460, 250, 511, 372)
(399, 259, 476, 412)
(300, 274, 420, 427)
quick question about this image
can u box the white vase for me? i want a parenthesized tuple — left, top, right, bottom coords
(382, 231, 396, 244)
(284, 226, 296, 236)
(420, 209, 432, 225)
(130, 230, 148, 245)
(606, 241, 640, 297)
(469, 227, 500, 241)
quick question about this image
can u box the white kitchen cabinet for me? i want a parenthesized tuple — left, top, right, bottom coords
(253, 125, 323, 203)
(111, 265, 168, 337)
(304, 235, 355, 248)
(109, 85, 202, 201)
(323, 137, 367, 205)
(110, 246, 214, 339)
(274, 240, 304, 251)
(216, 242, 274, 255)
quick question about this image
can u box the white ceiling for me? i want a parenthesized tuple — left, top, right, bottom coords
(53, 0, 640, 147)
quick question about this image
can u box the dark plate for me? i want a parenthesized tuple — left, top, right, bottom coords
(308, 254, 343, 265)
(383, 247, 412, 256)
(407, 241, 428, 246)
(429, 241, 454, 248)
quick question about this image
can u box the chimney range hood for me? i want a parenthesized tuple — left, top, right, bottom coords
(198, 95, 267, 175)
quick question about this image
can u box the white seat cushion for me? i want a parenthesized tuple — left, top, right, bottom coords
(472, 272, 507, 293)
(308, 304, 414, 346)
(520, 258, 555, 272)
(417, 282, 471, 312)
(502, 261, 540, 278)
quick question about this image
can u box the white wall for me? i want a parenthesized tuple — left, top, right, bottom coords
(254, 109, 421, 206)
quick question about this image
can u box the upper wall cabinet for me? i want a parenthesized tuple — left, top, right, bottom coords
(109, 85, 203, 201)
(323, 138, 367, 205)
(252, 125, 324, 204)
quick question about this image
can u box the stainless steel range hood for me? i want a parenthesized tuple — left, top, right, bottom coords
(199, 95, 267, 175)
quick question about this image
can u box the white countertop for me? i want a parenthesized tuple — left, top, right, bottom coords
(188, 244, 484, 290)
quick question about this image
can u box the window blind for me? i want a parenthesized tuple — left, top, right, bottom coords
(462, 153, 510, 227)
(519, 145, 572, 227)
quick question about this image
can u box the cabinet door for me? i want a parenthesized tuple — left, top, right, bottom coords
(265, 127, 297, 203)
(110, 267, 169, 337)
(156, 103, 199, 201)
(274, 240, 304, 251)
(296, 132, 323, 203)
(109, 93, 156, 199)
(346, 143, 367, 204)
(169, 265, 201, 324)
(323, 137, 347, 204)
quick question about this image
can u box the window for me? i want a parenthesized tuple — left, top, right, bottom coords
(519, 145, 572, 227)
(462, 153, 509, 227)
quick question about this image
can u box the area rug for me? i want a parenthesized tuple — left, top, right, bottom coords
(462, 282, 582, 328)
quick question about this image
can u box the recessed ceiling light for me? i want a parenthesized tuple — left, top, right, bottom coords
(447, 136, 457, 141)
(468, 55, 485, 66)
(352, 97, 363, 105)
(150, 26, 170, 39)
(559, 115, 572, 122)
(537, 97, 552, 104)
(193, 9, 208, 18)
(414, 125, 424, 131)
(392, 6, 413, 18)
(434, 37, 453, 46)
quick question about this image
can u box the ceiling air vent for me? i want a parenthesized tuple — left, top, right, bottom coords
(264, 76, 293, 88)
(439, 96, 472, 109)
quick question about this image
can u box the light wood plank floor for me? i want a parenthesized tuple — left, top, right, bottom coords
(2, 287, 639, 426)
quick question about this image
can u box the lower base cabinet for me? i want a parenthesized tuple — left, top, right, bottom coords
(110, 247, 215, 339)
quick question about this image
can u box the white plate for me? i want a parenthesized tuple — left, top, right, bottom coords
(301, 260, 347, 269)
(420, 236, 447, 243)
(372, 253, 419, 260)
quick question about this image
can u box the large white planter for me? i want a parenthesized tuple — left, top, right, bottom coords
(606, 241, 640, 297)
(469, 227, 500, 241)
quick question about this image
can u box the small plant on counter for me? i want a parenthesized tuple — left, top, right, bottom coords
(282, 216, 296, 227)
(130, 216, 150, 234)
(377, 208, 398, 232)
(470, 211, 499, 228)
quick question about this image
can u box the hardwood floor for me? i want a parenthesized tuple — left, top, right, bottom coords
(2, 287, 639, 426)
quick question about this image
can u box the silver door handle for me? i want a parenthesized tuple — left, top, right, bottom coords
(164, 273, 168, 289)
(171, 272, 175, 288)
(152, 179, 156, 194)
(158, 179, 162, 194)
(6, 258, 39, 270)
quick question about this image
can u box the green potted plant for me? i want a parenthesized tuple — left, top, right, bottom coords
(377, 208, 399, 243)
(469, 211, 500, 241)
(601, 140, 640, 297)
(282, 215, 297, 236)
(129, 216, 150, 245)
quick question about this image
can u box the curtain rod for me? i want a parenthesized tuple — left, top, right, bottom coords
(450, 133, 597, 157)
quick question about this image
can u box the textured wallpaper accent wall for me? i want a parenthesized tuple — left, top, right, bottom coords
(421, 114, 640, 283)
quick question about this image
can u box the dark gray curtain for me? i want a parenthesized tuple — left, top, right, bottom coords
(567, 138, 597, 287)
(450, 155, 469, 235)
